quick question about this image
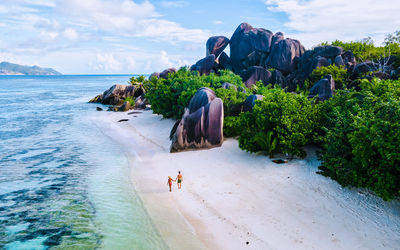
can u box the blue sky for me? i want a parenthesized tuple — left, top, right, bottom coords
(0, 0, 399, 74)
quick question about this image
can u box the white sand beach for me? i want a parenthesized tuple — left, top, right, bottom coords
(93, 110, 400, 250)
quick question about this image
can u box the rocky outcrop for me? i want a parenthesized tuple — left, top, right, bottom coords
(170, 88, 224, 152)
(308, 75, 335, 101)
(268, 70, 287, 87)
(160, 68, 177, 79)
(218, 52, 231, 70)
(206, 36, 229, 58)
(266, 38, 305, 75)
(118, 101, 131, 111)
(89, 84, 136, 105)
(134, 94, 148, 109)
(242, 94, 264, 112)
(240, 66, 272, 88)
(149, 72, 160, 79)
(352, 61, 378, 77)
(221, 82, 237, 90)
(191, 55, 217, 75)
(229, 23, 277, 73)
(284, 46, 355, 91)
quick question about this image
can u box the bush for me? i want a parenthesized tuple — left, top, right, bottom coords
(223, 116, 241, 138)
(214, 88, 248, 117)
(146, 67, 248, 119)
(237, 87, 317, 158)
(309, 65, 349, 89)
(317, 79, 400, 200)
(124, 96, 135, 106)
(327, 37, 400, 68)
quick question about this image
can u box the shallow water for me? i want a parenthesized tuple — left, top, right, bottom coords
(0, 75, 166, 249)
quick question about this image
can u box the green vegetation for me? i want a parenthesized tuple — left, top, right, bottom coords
(317, 79, 400, 200)
(324, 31, 400, 68)
(237, 87, 317, 158)
(141, 31, 400, 201)
(223, 116, 241, 138)
(146, 67, 247, 119)
(309, 65, 349, 89)
(124, 96, 135, 106)
(129, 75, 149, 97)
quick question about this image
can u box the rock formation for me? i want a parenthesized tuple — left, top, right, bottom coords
(240, 66, 272, 88)
(242, 94, 264, 112)
(160, 68, 177, 79)
(206, 36, 229, 58)
(190, 55, 217, 75)
(170, 88, 224, 152)
(89, 84, 136, 105)
(308, 75, 335, 101)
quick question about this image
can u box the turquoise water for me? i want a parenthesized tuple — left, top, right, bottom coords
(0, 75, 166, 249)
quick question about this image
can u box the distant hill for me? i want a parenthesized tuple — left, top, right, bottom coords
(0, 61, 61, 75)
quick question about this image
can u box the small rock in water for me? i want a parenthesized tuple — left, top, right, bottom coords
(246, 241, 249, 245)
(272, 159, 288, 164)
(96, 107, 103, 111)
(118, 119, 129, 122)
(128, 111, 142, 115)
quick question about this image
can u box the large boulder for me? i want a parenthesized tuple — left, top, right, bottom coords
(187, 87, 216, 113)
(206, 36, 229, 58)
(90, 84, 136, 105)
(342, 50, 356, 66)
(191, 55, 217, 75)
(271, 32, 284, 46)
(308, 75, 335, 101)
(334, 55, 345, 67)
(134, 94, 148, 109)
(249, 28, 274, 53)
(89, 94, 103, 103)
(170, 88, 224, 152)
(160, 68, 177, 79)
(266, 38, 305, 75)
(218, 52, 231, 70)
(149, 72, 160, 79)
(352, 61, 378, 77)
(221, 82, 237, 90)
(118, 101, 131, 112)
(242, 94, 264, 112)
(229, 23, 255, 73)
(267, 69, 286, 87)
(240, 66, 272, 88)
(313, 45, 344, 59)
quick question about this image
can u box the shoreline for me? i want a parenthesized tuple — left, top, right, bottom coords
(94, 109, 400, 250)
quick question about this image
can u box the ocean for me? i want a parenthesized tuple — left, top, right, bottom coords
(0, 75, 167, 249)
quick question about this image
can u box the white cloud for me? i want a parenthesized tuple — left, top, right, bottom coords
(213, 20, 223, 25)
(159, 1, 188, 8)
(265, 0, 400, 48)
(58, 0, 209, 43)
(93, 53, 122, 72)
(62, 28, 79, 41)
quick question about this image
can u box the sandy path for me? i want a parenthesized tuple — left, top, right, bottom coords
(93, 110, 400, 250)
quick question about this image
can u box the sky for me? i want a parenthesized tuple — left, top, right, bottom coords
(0, 0, 399, 74)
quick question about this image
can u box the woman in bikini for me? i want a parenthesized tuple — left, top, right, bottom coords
(175, 171, 183, 189)
(167, 176, 175, 192)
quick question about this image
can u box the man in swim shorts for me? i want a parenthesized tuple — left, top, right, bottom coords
(175, 171, 183, 189)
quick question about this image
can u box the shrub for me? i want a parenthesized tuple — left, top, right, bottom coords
(309, 65, 349, 89)
(124, 96, 135, 106)
(317, 79, 400, 200)
(327, 36, 400, 68)
(237, 87, 317, 158)
(146, 67, 247, 119)
(223, 116, 241, 138)
(214, 88, 248, 117)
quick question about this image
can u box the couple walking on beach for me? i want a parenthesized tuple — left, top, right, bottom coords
(167, 171, 183, 192)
